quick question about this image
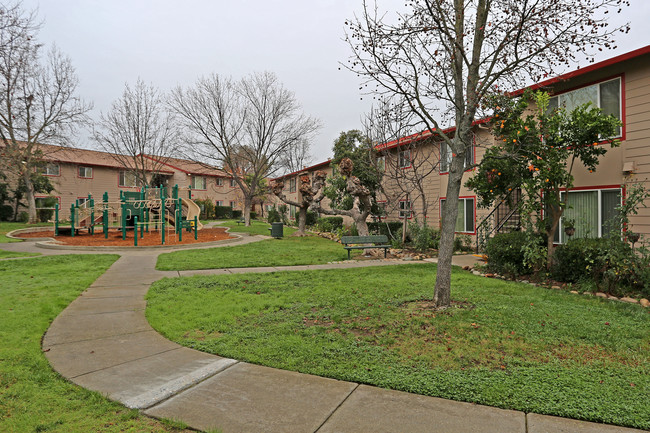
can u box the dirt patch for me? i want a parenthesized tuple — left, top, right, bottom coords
(14, 227, 233, 247)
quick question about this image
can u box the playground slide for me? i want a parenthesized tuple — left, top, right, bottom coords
(181, 197, 203, 230)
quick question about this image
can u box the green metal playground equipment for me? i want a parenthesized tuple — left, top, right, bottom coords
(54, 184, 201, 246)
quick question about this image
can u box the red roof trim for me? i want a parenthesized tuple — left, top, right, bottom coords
(273, 159, 332, 180)
(513, 44, 650, 96)
(141, 154, 226, 177)
(376, 117, 490, 151)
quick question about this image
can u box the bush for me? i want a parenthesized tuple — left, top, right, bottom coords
(368, 221, 403, 239)
(250, 212, 257, 220)
(306, 210, 319, 227)
(214, 206, 233, 219)
(486, 231, 544, 277)
(454, 234, 472, 252)
(17, 211, 28, 223)
(267, 206, 282, 223)
(552, 237, 650, 297)
(194, 199, 215, 219)
(0, 204, 13, 221)
(315, 217, 343, 232)
(232, 210, 242, 219)
(37, 196, 58, 222)
(409, 222, 440, 252)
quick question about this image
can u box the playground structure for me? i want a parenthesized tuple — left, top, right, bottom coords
(53, 185, 203, 246)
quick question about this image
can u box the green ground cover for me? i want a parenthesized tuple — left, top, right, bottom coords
(0, 249, 40, 259)
(147, 264, 650, 429)
(0, 221, 52, 243)
(156, 235, 357, 270)
(0, 255, 191, 433)
(217, 219, 297, 236)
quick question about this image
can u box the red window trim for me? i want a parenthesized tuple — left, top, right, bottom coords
(399, 149, 412, 170)
(439, 137, 476, 175)
(439, 195, 477, 235)
(36, 163, 61, 177)
(117, 171, 139, 189)
(398, 198, 413, 220)
(190, 175, 207, 191)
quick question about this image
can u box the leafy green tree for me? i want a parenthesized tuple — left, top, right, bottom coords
(466, 91, 621, 269)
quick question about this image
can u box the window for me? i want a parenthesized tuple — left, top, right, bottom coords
(191, 176, 206, 190)
(35, 196, 59, 208)
(215, 200, 223, 207)
(38, 163, 60, 176)
(399, 150, 411, 169)
(290, 205, 296, 218)
(440, 197, 475, 233)
(376, 156, 385, 172)
(440, 142, 474, 173)
(289, 178, 297, 193)
(549, 77, 622, 137)
(119, 171, 138, 187)
(555, 188, 621, 243)
(399, 200, 412, 219)
(77, 197, 89, 207)
(229, 201, 236, 209)
(230, 178, 237, 187)
(77, 166, 92, 178)
(216, 178, 223, 186)
(374, 201, 387, 221)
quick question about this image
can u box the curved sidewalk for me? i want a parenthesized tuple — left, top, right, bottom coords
(5, 237, 642, 433)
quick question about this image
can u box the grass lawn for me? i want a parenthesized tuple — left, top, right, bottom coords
(0, 249, 40, 259)
(156, 235, 357, 270)
(0, 221, 52, 243)
(0, 255, 192, 433)
(146, 263, 650, 429)
(216, 219, 297, 236)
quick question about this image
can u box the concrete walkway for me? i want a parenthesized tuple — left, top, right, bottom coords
(3, 235, 645, 433)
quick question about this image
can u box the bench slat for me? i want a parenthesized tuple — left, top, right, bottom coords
(341, 235, 388, 245)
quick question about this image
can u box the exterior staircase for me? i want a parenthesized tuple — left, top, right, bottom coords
(476, 189, 522, 253)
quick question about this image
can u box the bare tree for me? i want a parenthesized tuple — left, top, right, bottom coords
(0, 3, 90, 222)
(278, 138, 313, 175)
(171, 71, 320, 225)
(93, 79, 179, 187)
(269, 170, 327, 236)
(346, 0, 630, 308)
(365, 98, 441, 242)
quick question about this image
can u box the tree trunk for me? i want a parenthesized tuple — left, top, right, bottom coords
(296, 206, 307, 236)
(546, 206, 562, 270)
(433, 154, 464, 308)
(23, 171, 38, 223)
(355, 213, 370, 236)
(243, 196, 252, 226)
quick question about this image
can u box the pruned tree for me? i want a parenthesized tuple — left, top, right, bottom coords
(171, 71, 320, 225)
(346, 0, 630, 308)
(0, 3, 91, 223)
(93, 78, 180, 187)
(312, 130, 383, 237)
(269, 170, 327, 236)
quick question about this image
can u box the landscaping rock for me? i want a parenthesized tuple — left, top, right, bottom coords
(620, 297, 638, 304)
(595, 292, 608, 298)
(472, 271, 482, 276)
(640, 298, 650, 308)
(570, 290, 579, 294)
(552, 285, 561, 290)
(484, 273, 495, 278)
(607, 294, 619, 300)
(462, 265, 470, 271)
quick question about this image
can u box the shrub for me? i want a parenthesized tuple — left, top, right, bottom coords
(306, 210, 319, 227)
(486, 231, 545, 277)
(214, 206, 233, 219)
(232, 210, 242, 219)
(278, 204, 289, 224)
(17, 211, 28, 223)
(194, 199, 215, 219)
(315, 217, 343, 232)
(409, 222, 440, 252)
(37, 196, 58, 222)
(267, 206, 282, 223)
(453, 234, 472, 252)
(0, 204, 12, 221)
(552, 237, 650, 297)
(250, 212, 257, 220)
(368, 221, 403, 239)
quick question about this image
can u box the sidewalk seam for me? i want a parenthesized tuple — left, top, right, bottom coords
(313, 383, 360, 433)
(69, 346, 183, 379)
(44, 328, 154, 348)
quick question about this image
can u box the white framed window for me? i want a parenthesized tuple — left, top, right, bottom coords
(440, 142, 474, 173)
(216, 177, 223, 186)
(119, 171, 138, 187)
(229, 200, 236, 208)
(78, 166, 92, 178)
(215, 200, 223, 207)
(289, 178, 297, 193)
(549, 77, 622, 137)
(399, 150, 411, 169)
(191, 175, 206, 190)
(230, 178, 237, 187)
(376, 155, 386, 172)
(399, 200, 412, 219)
(38, 163, 60, 176)
(77, 197, 89, 207)
(440, 197, 475, 233)
(555, 188, 622, 243)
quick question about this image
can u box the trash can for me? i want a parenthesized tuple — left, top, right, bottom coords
(270, 222, 284, 238)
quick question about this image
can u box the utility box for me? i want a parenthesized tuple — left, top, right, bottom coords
(270, 222, 284, 238)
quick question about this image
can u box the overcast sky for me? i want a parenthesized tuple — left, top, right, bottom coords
(20, 0, 650, 165)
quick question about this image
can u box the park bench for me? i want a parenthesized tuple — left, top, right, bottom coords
(341, 235, 390, 260)
(236, 217, 245, 225)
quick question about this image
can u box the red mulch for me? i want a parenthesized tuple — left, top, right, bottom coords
(14, 227, 233, 247)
